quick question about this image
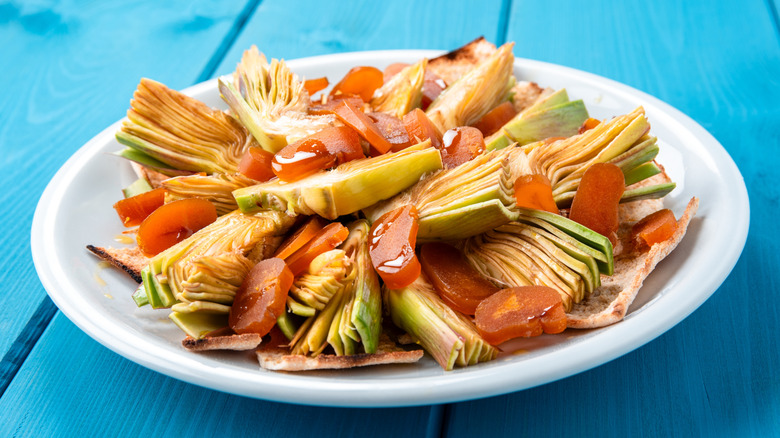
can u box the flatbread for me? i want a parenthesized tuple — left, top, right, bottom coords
(428, 36, 497, 86)
(256, 334, 424, 371)
(182, 332, 262, 351)
(86, 244, 148, 283)
(566, 195, 699, 328)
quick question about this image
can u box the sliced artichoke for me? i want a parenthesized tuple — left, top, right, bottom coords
(370, 59, 425, 118)
(234, 141, 442, 219)
(385, 276, 497, 370)
(287, 249, 353, 316)
(341, 220, 382, 354)
(163, 173, 257, 215)
(425, 43, 516, 132)
(116, 78, 253, 174)
(219, 46, 336, 153)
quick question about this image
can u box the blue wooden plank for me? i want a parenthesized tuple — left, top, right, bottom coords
(0, 315, 437, 438)
(444, 0, 780, 436)
(211, 0, 506, 77)
(0, 0, 251, 364)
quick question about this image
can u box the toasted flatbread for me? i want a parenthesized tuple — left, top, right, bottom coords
(511, 81, 551, 113)
(256, 334, 424, 371)
(182, 332, 263, 351)
(428, 36, 497, 86)
(566, 185, 699, 328)
(86, 244, 148, 283)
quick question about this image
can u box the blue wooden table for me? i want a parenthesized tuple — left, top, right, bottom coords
(1, 0, 778, 436)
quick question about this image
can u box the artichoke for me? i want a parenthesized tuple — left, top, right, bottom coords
(219, 46, 336, 154)
(162, 173, 257, 215)
(116, 78, 253, 174)
(370, 59, 426, 118)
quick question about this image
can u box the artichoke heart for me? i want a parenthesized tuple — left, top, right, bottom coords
(462, 210, 613, 312)
(425, 43, 515, 132)
(366, 146, 533, 241)
(233, 141, 442, 219)
(370, 59, 426, 118)
(287, 249, 354, 316)
(385, 275, 497, 370)
(219, 46, 336, 153)
(163, 173, 257, 215)
(116, 78, 253, 174)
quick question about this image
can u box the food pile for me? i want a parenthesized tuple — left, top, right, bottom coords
(88, 37, 698, 372)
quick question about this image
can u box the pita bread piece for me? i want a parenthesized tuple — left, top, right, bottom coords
(86, 244, 148, 283)
(256, 334, 424, 371)
(182, 330, 263, 352)
(428, 36, 497, 86)
(566, 196, 699, 328)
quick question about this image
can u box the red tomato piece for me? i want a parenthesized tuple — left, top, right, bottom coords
(569, 163, 625, 246)
(403, 108, 443, 149)
(271, 126, 364, 182)
(369, 205, 421, 289)
(329, 66, 384, 102)
(136, 198, 217, 257)
(229, 258, 293, 336)
(273, 216, 328, 260)
(440, 126, 485, 168)
(113, 187, 166, 227)
(238, 146, 275, 182)
(308, 95, 365, 116)
(631, 208, 678, 248)
(330, 99, 393, 155)
(419, 242, 499, 315)
(471, 101, 517, 137)
(421, 70, 447, 110)
(367, 112, 413, 152)
(285, 222, 350, 275)
(304, 77, 329, 96)
(475, 286, 567, 345)
(514, 174, 560, 214)
(578, 118, 601, 134)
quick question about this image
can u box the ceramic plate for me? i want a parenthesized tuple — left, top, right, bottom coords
(31, 50, 748, 407)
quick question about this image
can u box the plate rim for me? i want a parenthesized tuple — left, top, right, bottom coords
(31, 49, 750, 407)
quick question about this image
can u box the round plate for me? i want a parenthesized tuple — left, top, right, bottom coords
(31, 50, 749, 407)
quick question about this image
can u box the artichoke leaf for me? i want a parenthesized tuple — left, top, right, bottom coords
(370, 59, 426, 118)
(163, 173, 257, 215)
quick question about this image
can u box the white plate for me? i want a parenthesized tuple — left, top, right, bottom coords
(31, 50, 749, 407)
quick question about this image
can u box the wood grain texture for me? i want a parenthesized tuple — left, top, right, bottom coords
(0, 315, 438, 438)
(211, 0, 505, 77)
(445, 0, 780, 436)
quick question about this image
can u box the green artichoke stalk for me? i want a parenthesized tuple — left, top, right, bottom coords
(219, 46, 336, 154)
(116, 78, 253, 174)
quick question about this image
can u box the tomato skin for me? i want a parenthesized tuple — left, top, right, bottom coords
(229, 258, 293, 336)
(475, 286, 567, 345)
(440, 126, 485, 168)
(304, 77, 329, 96)
(513, 174, 560, 214)
(472, 101, 516, 137)
(113, 187, 166, 227)
(367, 112, 413, 152)
(578, 117, 601, 134)
(421, 71, 447, 110)
(308, 95, 365, 116)
(273, 216, 328, 260)
(569, 163, 625, 246)
(136, 198, 217, 257)
(403, 108, 443, 149)
(271, 126, 364, 182)
(285, 222, 349, 275)
(329, 66, 384, 102)
(330, 99, 393, 155)
(369, 205, 421, 289)
(238, 146, 275, 182)
(419, 242, 499, 315)
(631, 208, 677, 248)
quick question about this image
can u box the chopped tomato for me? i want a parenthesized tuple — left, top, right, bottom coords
(578, 118, 601, 134)
(113, 187, 166, 227)
(421, 70, 447, 110)
(273, 216, 328, 260)
(367, 112, 413, 152)
(238, 146, 275, 182)
(329, 66, 384, 102)
(369, 205, 420, 289)
(419, 242, 499, 315)
(271, 126, 364, 182)
(440, 126, 485, 168)
(403, 108, 443, 149)
(308, 95, 365, 116)
(514, 174, 560, 214)
(285, 222, 349, 275)
(472, 101, 516, 137)
(475, 286, 567, 345)
(569, 163, 625, 246)
(631, 209, 678, 248)
(229, 258, 293, 336)
(304, 77, 329, 96)
(136, 198, 217, 256)
(330, 99, 393, 155)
